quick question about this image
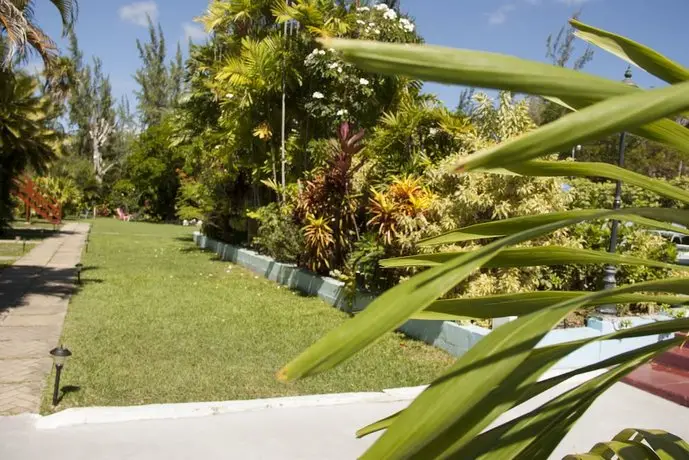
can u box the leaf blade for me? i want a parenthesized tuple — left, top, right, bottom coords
(454, 81, 689, 172)
(570, 19, 689, 84)
(419, 209, 689, 246)
(415, 292, 689, 321)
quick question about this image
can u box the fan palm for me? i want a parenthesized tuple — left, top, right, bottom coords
(0, 0, 78, 67)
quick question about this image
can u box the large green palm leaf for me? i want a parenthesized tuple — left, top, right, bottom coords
(279, 20, 689, 459)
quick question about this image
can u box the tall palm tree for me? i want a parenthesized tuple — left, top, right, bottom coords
(0, 0, 78, 67)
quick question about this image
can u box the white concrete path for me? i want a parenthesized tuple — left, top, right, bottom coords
(1, 380, 688, 459)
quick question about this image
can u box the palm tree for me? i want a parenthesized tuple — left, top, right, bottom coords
(0, 0, 78, 67)
(0, 68, 60, 225)
(0, 0, 75, 228)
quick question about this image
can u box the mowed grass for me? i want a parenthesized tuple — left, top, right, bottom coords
(0, 243, 33, 257)
(43, 219, 451, 412)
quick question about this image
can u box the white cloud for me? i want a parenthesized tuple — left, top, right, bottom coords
(488, 4, 516, 25)
(556, 0, 591, 5)
(119, 1, 158, 27)
(183, 23, 207, 42)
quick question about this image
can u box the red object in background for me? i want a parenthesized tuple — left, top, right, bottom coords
(623, 334, 689, 407)
(10, 176, 62, 225)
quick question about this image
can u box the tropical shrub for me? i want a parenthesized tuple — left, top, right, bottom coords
(124, 117, 184, 221)
(365, 96, 471, 179)
(295, 123, 364, 272)
(33, 176, 83, 217)
(108, 179, 139, 215)
(568, 176, 689, 210)
(367, 176, 434, 246)
(175, 171, 213, 221)
(278, 20, 689, 459)
(248, 202, 304, 264)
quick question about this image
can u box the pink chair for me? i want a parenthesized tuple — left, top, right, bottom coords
(116, 208, 131, 222)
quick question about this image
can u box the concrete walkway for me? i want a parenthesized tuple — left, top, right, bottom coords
(0, 381, 687, 459)
(0, 223, 89, 415)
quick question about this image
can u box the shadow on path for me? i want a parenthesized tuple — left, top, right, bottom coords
(0, 265, 103, 313)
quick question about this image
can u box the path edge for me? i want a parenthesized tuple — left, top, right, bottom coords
(35, 385, 427, 430)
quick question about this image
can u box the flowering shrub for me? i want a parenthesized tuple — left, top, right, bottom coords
(302, 4, 422, 131)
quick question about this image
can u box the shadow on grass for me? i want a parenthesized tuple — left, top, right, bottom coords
(56, 385, 81, 405)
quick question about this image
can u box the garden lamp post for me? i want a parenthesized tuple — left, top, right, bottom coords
(599, 67, 636, 315)
(571, 144, 582, 160)
(49, 345, 72, 406)
(75, 263, 83, 285)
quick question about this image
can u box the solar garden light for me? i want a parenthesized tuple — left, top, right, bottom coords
(49, 345, 72, 406)
(75, 263, 83, 285)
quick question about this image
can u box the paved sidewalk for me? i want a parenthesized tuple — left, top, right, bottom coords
(0, 382, 687, 459)
(0, 223, 89, 415)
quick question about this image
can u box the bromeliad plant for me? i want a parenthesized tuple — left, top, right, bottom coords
(278, 19, 689, 459)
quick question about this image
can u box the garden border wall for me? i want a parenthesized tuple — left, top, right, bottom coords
(193, 232, 676, 371)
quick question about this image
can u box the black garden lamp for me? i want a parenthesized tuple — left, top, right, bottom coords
(49, 345, 72, 406)
(599, 66, 637, 315)
(75, 263, 83, 284)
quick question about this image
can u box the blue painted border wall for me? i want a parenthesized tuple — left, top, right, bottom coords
(193, 232, 675, 370)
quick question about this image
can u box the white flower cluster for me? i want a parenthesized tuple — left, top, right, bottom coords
(399, 17, 415, 32)
(336, 109, 349, 116)
(312, 92, 324, 100)
(304, 48, 327, 65)
(359, 78, 369, 86)
(383, 9, 397, 20)
(357, 4, 414, 35)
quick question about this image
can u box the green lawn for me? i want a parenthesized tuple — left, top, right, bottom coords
(0, 243, 33, 258)
(43, 219, 451, 412)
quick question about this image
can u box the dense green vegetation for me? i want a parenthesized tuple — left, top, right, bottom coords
(42, 219, 451, 411)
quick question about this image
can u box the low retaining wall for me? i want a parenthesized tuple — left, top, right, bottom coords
(193, 232, 675, 370)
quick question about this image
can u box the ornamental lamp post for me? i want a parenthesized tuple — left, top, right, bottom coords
(49, 345, 72, 406)
(598, 66, 636, 315)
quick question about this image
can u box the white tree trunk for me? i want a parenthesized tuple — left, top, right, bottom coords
(89, 118, 113, 184)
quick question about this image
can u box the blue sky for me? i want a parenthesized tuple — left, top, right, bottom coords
(31, 0, 689, 110)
